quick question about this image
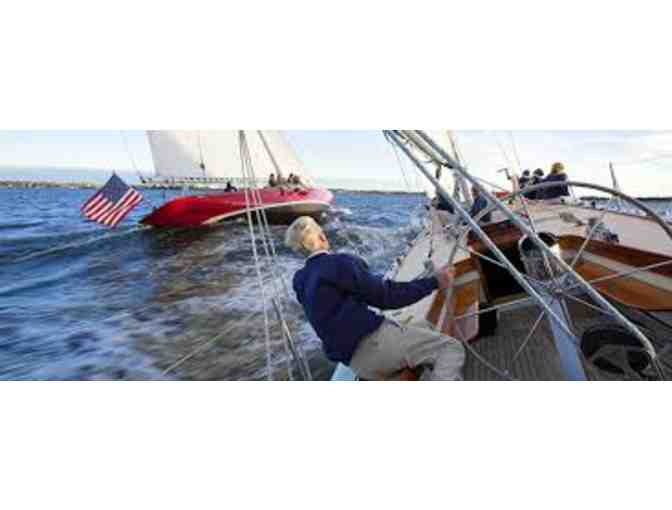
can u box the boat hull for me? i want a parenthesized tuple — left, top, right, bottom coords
(140, 187, 334, 228)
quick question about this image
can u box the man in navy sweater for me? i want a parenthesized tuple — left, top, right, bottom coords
(285, 216, 465, 380)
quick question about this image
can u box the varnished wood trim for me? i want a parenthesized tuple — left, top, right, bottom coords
(454, 257, 477, 277)
(426, 281, 480, 326)
(559, 235, 672, 278)
(575, 261, 672, 311)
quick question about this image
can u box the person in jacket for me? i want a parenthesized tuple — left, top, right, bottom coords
(543, 162, 570, 199)
(469, 186, 492, 223)
(268, 174, 277, 187)
(435, 192, 455, 214)
(225, 180, 238, 192)
(528, 168, 545, 199)
(519, 170, 531, 189)
(285, 216, 465, 380)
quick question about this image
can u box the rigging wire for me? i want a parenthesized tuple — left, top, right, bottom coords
(385, 131, 414, 193)
(508, 131, 523, 174)
(491, 131, 513, 170)
(393, 130, 669, 380)
(239, 131, 313, 380)
(120, 131, 140, 176)
(385, 131, 438, 259)
(119, 130, 157, 209)
(239, 132, 276, 381)
(245, 165, 300, 379)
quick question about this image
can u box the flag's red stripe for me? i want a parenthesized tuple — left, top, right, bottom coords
(80, 191, 100, 211)
(81, 191, 102, 212)
(85, 198, 112, 220)
(106, 194, 142, 227)
(107, 192, 142, 227)
(80, 175, 143, 228)
(82, 194, 104, 214)
(98, 190, 138, 225)
(89, 199, 115, 220)
(97, 190, 136, 223)
(103, 195, 141, 228)
(91, 199, 119, 221)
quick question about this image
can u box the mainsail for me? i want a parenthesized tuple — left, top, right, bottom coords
(146, 130, 307, 182)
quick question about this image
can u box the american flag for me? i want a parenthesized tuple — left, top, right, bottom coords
(81, 173, 143, 228)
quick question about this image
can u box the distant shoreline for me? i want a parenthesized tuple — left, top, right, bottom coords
(1, 180, 670, 201)
(0, 179, 424, 195)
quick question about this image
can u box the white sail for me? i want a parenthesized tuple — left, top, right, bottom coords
(146, 130, 307, 182)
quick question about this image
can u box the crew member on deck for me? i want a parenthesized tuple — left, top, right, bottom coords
(268, 174, 277, 187)
(528, 168, 545, 199)
(519, 169, 531, 189)
(469, 185, 492, 223)
(285, 216, 465, 381)
(436, 192, 455, 214)
(225, 180, 238, 192)
(543, 162, 570, 199)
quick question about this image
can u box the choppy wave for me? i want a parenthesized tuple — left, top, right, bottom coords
(0, 188, 426, 380)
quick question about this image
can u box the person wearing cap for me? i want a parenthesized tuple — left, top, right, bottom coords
(285, 216, 465, 380)
(543, 162, 570, 199)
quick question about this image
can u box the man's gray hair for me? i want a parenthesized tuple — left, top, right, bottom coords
(285, 216, 323, 255)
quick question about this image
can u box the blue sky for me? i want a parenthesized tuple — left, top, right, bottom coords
(0, 130, 670, 195)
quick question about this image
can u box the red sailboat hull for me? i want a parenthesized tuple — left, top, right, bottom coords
(140, 187, 334, 228)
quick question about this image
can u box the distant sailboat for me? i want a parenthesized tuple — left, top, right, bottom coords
(140, 130, 334, 228)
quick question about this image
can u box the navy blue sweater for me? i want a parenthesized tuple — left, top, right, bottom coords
(469, 195, 492, 223)
(292, 252, 439, 363)
(543, 173, 570, 199)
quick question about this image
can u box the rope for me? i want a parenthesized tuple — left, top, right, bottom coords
(238, 131, 313, 380)
(245, 171, 295, 380)
(244, 153, 301, 379)
(239, 131, 275, 381)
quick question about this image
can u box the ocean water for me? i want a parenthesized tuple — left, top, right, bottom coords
(0, 187, 427, 380)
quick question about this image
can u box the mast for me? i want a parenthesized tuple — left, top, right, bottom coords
(197, 132, 206, 177)
(609, 162, 625, 211)
(446, 131, 473, 204)
(609, 162, 621, 191)
(257, 131, 284, 180)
